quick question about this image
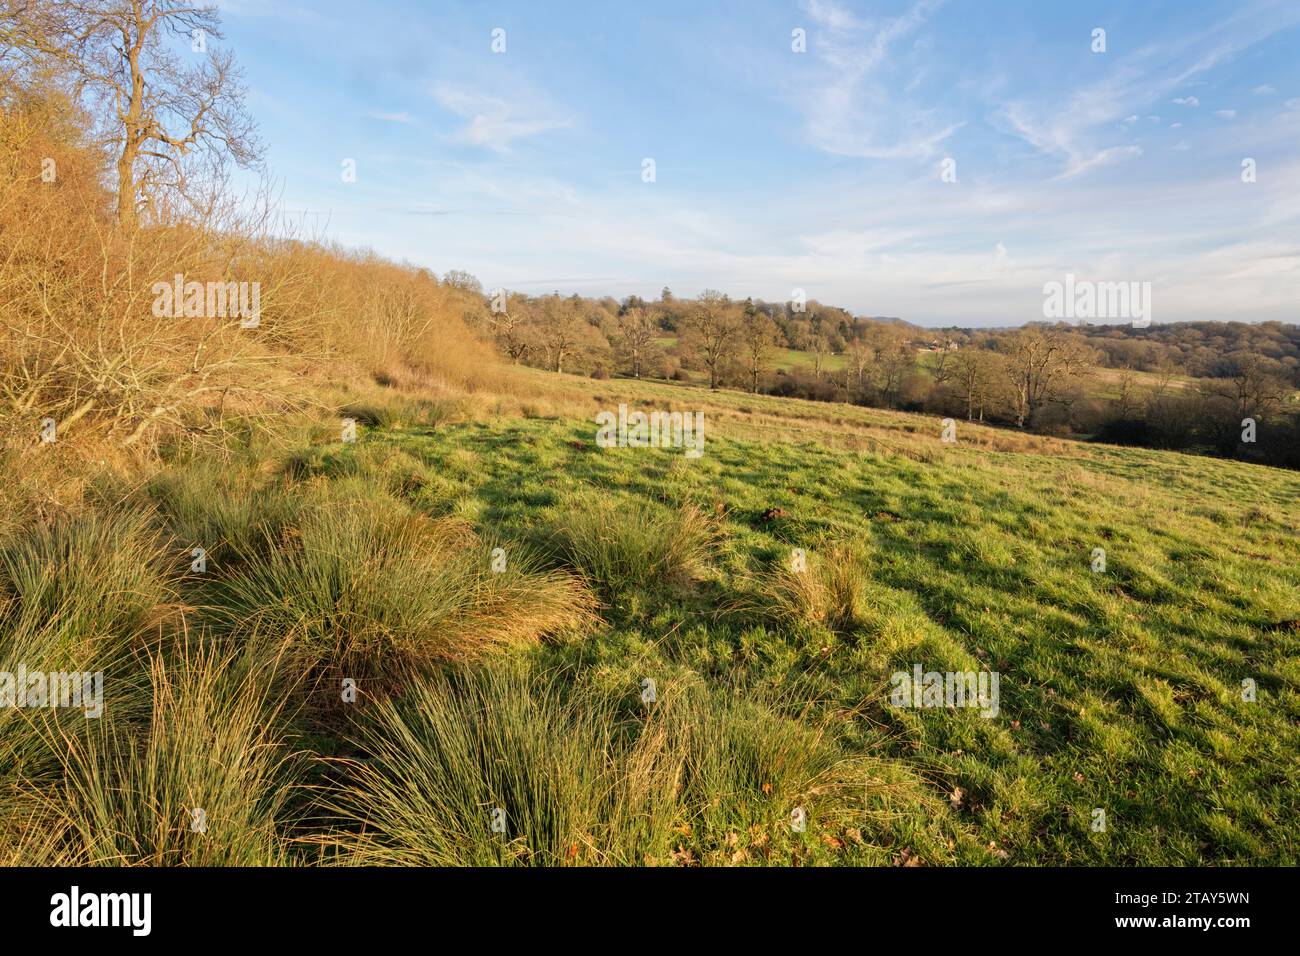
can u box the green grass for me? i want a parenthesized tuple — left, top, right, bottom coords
(327, 660, 860, 866)
(545, 497, 719, 596)
(1, 369, 1296, 865)
(335, 372, 1299, 865)
(19, 643, 303, 866)
(655, 336, 847, 379)
(208, 488, 595, 683)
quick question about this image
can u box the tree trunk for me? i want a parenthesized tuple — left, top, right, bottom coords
(116, 151, 137, 230)
(116, 34, 146, 229)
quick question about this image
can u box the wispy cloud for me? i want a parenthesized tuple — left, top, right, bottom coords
(1002, 102, 1143, 179)
(1000, 3, 1300, 178)
(431, 84, 571, 152)
(221, 0, 1300, 325)
(792, 0, 959, 160)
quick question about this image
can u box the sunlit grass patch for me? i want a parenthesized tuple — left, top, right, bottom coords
(544, 497, 719, 596)
(210, 491, 596, 681)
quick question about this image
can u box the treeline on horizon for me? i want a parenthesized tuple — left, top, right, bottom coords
(455, 281, 1300, 469)
(3, 0, 1296, 473)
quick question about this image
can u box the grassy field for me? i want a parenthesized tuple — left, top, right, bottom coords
(659, 335, 1198, 396)
(2, 369, 1296, 865)
(657, 335, 848, 380)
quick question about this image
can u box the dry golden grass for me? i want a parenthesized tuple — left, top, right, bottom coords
(0, 94, 500, 459)
(209, 492, 599, 684)
(483, 364, 1083, 461)
(758, 541, 873, 633)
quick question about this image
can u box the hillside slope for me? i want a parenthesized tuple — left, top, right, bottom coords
(2, 368, 1295, 865)
(342, 369, 1299, 864)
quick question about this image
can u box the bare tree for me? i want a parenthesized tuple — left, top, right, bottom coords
(844, 338, 876, 403)
(1112, 365, 1141, 420)
(21, 0, 262, 228)
(442, 269, 482, 293)
(681, 290, 738, 390)
(488, 291, 532, 365)
(929, 341, 956, 386)
(1198, 350, 1291, 452)
(863, 325, 916, 409)
(612, 306, 659, 379)
(800, 309, 832, 379)
(1, 1, 61, 86)
(1220, 351, 1289, 421)
(952, 348, 1002, 422)
(740, 310, 780, 394)
(533, 294, 586, 374)
(1001, 327, 1094, 427)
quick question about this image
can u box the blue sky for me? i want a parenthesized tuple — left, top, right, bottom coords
(214, 0, 1300, 326)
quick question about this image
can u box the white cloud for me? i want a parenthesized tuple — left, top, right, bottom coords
(1251, 84, 1276, 95)
(793, 0, 959, 160)
(1214, 109, 1237, 118)
(802, 0, 869, 33)
(431, 84, 570, 152)
(1002, 101, 1143, 179)
(340, 148, 1300, 325)
(1000, 6, 1300, 179)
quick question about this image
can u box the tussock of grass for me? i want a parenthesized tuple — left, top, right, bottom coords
(12, 644, 300, 866)
(0, 508, 177, 833)
(327, 662, 847, 866)
(341, 396, 471, 431)
(546, 498, 718, 594)
(211, 494, 596, 681)
(760, 541, 872, 634)
(144, 461, 301, 567)
(0, 509, 178, 652)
